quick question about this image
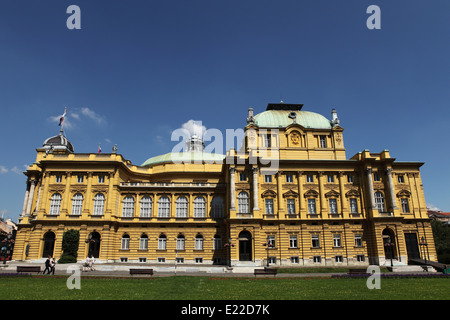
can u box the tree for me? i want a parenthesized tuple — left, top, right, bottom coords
(58, 229, 80, 263)
(431, 219, 450, 263)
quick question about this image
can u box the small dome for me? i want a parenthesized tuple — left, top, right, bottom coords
(43, 131, 74, 153)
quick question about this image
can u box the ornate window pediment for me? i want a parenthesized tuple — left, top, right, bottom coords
(397, 189, 411, 198)
(283, 189, 299, 198)
(304, 189, 319, 198)
(345, 189, 360, 198)
(325, 190, 340, 198)
(261, 189, 277, 198)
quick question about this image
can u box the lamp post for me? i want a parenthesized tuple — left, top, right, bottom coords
(262, 236, 274, 267)
(419, 237, 428, 271)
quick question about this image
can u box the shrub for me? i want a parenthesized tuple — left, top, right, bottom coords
(58, 229, 80, 264)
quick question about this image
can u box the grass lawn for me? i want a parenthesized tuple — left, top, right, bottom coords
(0, 275, 449, 300)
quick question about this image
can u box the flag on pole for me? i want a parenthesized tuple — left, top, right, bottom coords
(58, 108, 67, 126)
(98, 144, 102, 154)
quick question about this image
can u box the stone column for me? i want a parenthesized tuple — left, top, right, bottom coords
(297, 171, 304, 214)
(25, 179, 36, 216)
(276, 171, 283, 212)
(385, 168, 398, 210)
(229, 167, 236, 210)
(21, 182, 30, 217)
(252, 167, 259, 211)
(338, 172, 347, 214)
(366, 168, 375, 209)
(318, 172, 327, 214)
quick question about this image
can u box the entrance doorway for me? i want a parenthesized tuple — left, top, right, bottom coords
(382, 228, 397, 260)
(42, 231, 55, 258)
(404, 233, 420, 260)
(238, 231, 252, 261)
(88, 232, 101, 258)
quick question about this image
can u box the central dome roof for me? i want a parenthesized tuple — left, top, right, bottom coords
(141, 151, 225, 166)
(253, 110, 332, 129)
(43, 130, 74, 153)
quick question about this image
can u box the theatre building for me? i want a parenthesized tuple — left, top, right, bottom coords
(12, 103, 437, 267)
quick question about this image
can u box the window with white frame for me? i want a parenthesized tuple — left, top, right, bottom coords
(398, 174, 405, 183)
(355, 234, 362, 247)
(308, 198, 317, 214)
(311, 235, 320, 248)
(122, 196, 134, 217)
(347, 174, 354, 183)
(77, 175, 84, 183)
(194, 196, 206, 218)
(329, 198, 338, 214)
(335, 255, 343, 263)
(306, 174, 314, 183)
(211, 197, 224, 218)
(176, 196, 188, 218)
(239, 173, 247, 181)
(265, 198, 274, 214)
(265, 175, 272, 183)
(71, 193, 83, 216)
(333, 234, 342, 247)
(313, 256, 321, 263)
(158, 234, 167, 250)
(93, 193, 105, 216)
(121, 234, 130, 250)
(286, 174, 293, 183)
(98, 175, 105, 183)
(140, 196, 152, 218)
(195, 234, 204, 250)
(267, 235, 276, 248)
(401, 198, 410, 213)
(289, 235, 298, 248)
(213, 235, 222, 250)
(287, 198, 295, 214)
(176, 234, 185, 250)
(374, 191, 385, 212)
(349, 198, 358, 214)
(319, 135, 327, 148)
(158, 196, 170, 218)
(140, 234, 148, 250)
(327, 175, 334, 183)
(55, 175, 62, 183)
(49, 193, 62, 215)
(238, 191, 249, 213)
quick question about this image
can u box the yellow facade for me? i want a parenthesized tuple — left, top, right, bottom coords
(13, 103, 437, 267)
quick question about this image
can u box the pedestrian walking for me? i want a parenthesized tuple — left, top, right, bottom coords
(50, 257, 56, 275)
(42, 255, 51, 274)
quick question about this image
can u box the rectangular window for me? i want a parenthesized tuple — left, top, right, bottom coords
(327, 175, 334, 183)
(398, 175, 405, 183)
(265, 199, 274, 215)
(287, 199, 295, 214)
(308, 198, 317, 214)
(311, 235, 320, 248)
(98, 175, 105, 183)
(333, 234, 341, 247)
(140, 238, 148, 250)
(177, 238, 185, 251)
(286, 174, 293, 183)
(267, 235, 276, 248)
(307, 175, 314, 183)
(329, 198, 337, 214)
(313, 256, 321, 263)
(158, 238, 166, 250)
(401, 198, 410, 213)
(289, 235, 298, 248)
(195, 257, 203, 264)
(139, 257, 147, 263)
(319, 136, 327, 148)
(290, 256, 299, 264)
(263, 134, 271, 148)
(350, 198, 358, 214)
(121, 238, 130, 250)
(239, 173, 246, 181)
(347, 174, 354, 183)
(265, 175, 272, 183)
(355, 234, 362, 247)
(373, 172, 380, 181)
(268, 256, 276, 264)
(335, 256, 343, 263)
(157, 257, 165, 263)
(55, 175, 62, 183)
(357, 255, 365, 262)
(77, 175, 84, 183)
(176, 257, 184, 264)
(195, 238, 203, 250)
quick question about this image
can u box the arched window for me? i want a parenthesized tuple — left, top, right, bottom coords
(211, 197, 224, 218)
(49, 193, 62, 215)
(195, 234, 204, 250)
(93, 193, 105, 216)
(158, 196, 170, 218)
(176, 234, 185, 250)
(238, 192, 249, 213)
(140, 196, 152, 218)
(71, 193, 83, 216)
(176, 196, 188, 218)
(158, 234, 167, 250)
(194, 196, 206, 218)
(374, 191, 385, 212)
(122, 196, 135, 217)
(140, 234, 148, 250)
(121, 234, 130, 250)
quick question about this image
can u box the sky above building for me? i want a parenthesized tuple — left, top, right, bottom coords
(0, 0, 449, 222)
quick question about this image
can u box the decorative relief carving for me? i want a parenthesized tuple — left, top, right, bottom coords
(290, 131, 301, 146)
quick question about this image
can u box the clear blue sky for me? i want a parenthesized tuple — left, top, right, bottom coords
(1, 0, 449, 222)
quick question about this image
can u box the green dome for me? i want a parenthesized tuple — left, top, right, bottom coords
(142, 151, 225, 166)
(253, 110, 332, 129)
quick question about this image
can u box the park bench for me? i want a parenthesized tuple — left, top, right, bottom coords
(129, 268, 154, 276)
(16, 266, 41, 274)
(254, 267, 277, 277)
